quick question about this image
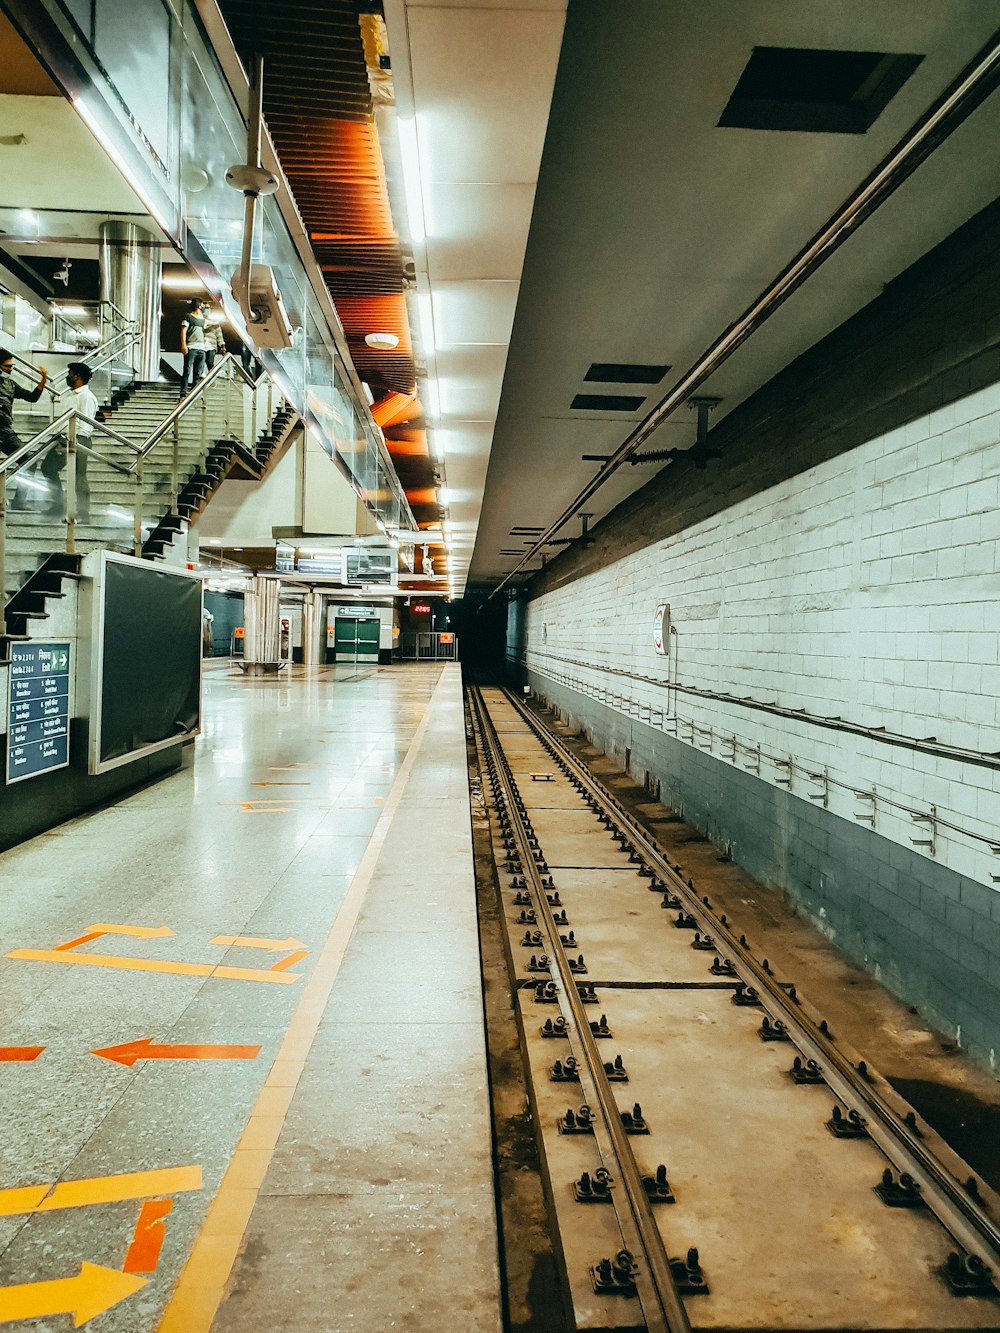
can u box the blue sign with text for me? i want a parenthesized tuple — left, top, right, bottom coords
(6, 642, 71, 784)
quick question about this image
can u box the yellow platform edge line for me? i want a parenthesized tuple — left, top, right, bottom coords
(157, 670, 446, 1333)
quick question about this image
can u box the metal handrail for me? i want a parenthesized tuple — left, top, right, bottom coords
(130, 352, 265, 467)
(48, 326, 143, 393)
(0, 409, 140, 479)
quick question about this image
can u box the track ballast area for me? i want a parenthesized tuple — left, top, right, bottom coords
(469, 683, 1000, 1333)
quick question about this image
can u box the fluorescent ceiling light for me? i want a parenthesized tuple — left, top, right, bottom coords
(72, 96, 173, 234)
(161, 273, 207, 291)
(397, 117, 425, 245)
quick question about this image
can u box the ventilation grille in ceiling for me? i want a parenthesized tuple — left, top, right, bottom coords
(719, 46, 923, 134)
(584, 362, 670, 383)
(571, 393, 646, 412)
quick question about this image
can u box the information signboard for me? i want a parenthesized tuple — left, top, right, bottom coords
(653, 603, 670, 656)
(6, 642, 71, 784)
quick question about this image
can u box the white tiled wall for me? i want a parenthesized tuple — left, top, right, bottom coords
(523, 384, 1000, 887)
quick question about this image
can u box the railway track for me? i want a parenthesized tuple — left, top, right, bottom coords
(469, 682, 1000, 1332)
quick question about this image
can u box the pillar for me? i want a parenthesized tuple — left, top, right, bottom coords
(305, 590, 328, 665)
(242, 576, 282, 672)
(99, 221, 162, 381)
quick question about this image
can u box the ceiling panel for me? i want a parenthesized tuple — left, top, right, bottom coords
(407, 9, 567, 184)
(436, 342, 510, 418)
(425, 182, 536, 280)
(0, 96, 148, 214)
(431, 279, 519, 346)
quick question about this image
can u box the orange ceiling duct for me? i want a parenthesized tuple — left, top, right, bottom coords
(219, 1, 418, 397)
(372, 392, 422, 430)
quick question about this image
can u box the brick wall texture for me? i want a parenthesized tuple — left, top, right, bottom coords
(510, 201, 1000, 1067)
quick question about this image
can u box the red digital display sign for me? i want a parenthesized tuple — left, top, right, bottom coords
(412, 603, 431, 614)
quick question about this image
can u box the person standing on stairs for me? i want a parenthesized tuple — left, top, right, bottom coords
(179, 298, 207, 398)
(40, 362, 96, 521)
(204, 310, 227, 372)
(0, 347, 49, 458)
(0, 347, 48, 510)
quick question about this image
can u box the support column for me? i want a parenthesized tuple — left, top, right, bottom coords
(301, 589, 321, 665)
(242, 576, 282, 673)
(99, 221, 162, 380)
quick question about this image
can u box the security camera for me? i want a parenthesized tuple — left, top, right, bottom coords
(230, 263, 294, 348)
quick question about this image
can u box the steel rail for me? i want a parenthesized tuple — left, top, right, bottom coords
(469, 684, 692, 1333)
(502, 685, 1000, 1273)
(488, 26, 1000, 600)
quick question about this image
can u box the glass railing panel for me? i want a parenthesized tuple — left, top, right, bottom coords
(136, 369, 242, 533)
(26, 0, 417, 533)
(2, 443, 68, 604)
(71, 441, 139, 554)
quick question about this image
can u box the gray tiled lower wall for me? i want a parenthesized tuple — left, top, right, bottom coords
(526, 671, 1000, 1072)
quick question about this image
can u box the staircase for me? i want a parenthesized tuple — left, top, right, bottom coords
(3, 375, 298, 627)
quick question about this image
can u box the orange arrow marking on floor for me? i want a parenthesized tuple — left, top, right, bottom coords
(0, 1262, 146, 1327)
(252, 781, 311, 787)
(211, 935, 307, 952)
(0, 1046, 44, 1062)
(0, 1166, 201, 1219)
(91, 1039, 262, 1067)
(87, 924, 175, 939)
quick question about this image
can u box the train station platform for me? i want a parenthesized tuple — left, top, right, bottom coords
(0, 662, 501, 1332)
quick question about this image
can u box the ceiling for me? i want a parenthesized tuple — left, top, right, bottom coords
(377, 1, 1000, 593)
(383, 0, 568, 594)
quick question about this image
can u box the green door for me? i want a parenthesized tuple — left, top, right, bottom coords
(334, 617, 380, 661)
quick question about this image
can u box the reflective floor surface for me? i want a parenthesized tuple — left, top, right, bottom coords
(0, 660, 501, 1332)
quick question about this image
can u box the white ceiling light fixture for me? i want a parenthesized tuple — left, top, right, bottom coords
(365, 331, 400, 350)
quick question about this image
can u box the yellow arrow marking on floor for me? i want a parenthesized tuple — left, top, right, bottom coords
(0, 1166, 202, 1218)
(0, 1263, 146, 1327)
(88, 924, 175, 940)
(5, 950, 302, 985)
(211, 935, 307, 952)
(238, 803, 293, 813)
